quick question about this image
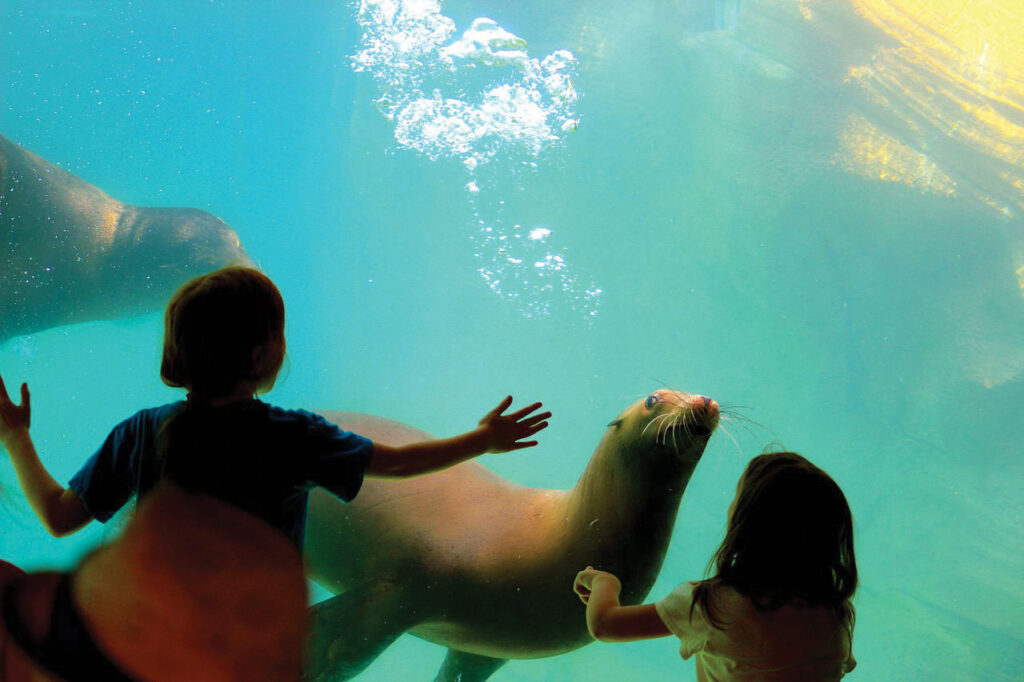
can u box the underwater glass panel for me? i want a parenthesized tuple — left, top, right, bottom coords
(1, 1, 1021, 679)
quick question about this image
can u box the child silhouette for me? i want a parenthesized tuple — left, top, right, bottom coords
(574, 451, 857, 681)
(0, 265, 550, 679)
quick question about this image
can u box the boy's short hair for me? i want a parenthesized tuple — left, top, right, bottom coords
(161, 266, 285, 398)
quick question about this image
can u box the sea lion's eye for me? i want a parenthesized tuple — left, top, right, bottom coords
(645, 394, 661, 409)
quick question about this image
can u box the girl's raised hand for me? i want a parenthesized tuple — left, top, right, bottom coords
(573, 566, 607, 604)
(478, 396, 551, 453)
(0, 373, 31, 443)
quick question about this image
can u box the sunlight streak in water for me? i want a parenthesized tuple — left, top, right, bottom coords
(351, 0, 600, 319)
(841, 0, 1024, 215)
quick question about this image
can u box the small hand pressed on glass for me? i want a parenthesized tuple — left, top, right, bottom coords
(478, 396, 551, 453)
(0, 372, 32, 439)
(573, 565, 609, 604)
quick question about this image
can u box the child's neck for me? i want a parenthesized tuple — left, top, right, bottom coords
(187, 388, 256, 408)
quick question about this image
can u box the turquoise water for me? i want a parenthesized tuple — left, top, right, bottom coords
(1, 1, 1022, 679)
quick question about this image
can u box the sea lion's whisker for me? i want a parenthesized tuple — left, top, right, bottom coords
(719, 409, 753, 424)
(722, 418, 760, 441)
(661, 413, 679, 446)
(719, 411, 769, 437)
(715, 421, 744, 455)
(656, 415, 672, 444)
(682, 411, 697, 438)
(642, 414, 672, 439)
(718, 407, 768, 433)
(640, 417, 657, 438)
(641, 415, 660, 437)
(716, 413, 754, 438)
(649, 379, 686, 406)
(662, 415, 673, 451)
(645, 381, 689, 408)
(648, 378, 671, 391)
(669, 389, 691, 407)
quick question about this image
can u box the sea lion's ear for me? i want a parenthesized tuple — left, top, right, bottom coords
(607, 419, 623, 428)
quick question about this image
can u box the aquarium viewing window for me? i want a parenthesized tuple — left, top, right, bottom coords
(0, 1, 1021, 680)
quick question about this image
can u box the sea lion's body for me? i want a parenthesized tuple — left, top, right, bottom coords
(305, 391, 719, 681)
(0, 134, 248, 341)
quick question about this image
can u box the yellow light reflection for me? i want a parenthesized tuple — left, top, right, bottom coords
(842, 0, 1024, 212)
(850, 0, 1023, 108)
(64, 187, 120, 248)
(834, 114, 957, 194)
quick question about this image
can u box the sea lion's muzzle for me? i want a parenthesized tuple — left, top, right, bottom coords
(641, 391, 719, 452)
(689, 396, 719, 437)
(669, 401, 718, 439)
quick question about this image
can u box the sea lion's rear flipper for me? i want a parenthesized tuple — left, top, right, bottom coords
(433, 649, 507, 682)
(304, 584, 418, 682)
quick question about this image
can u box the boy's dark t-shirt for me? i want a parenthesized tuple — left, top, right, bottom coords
(68, 400, 373, 548)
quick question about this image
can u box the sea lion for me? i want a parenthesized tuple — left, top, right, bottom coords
(0, 134, 249, 341)
(304, 389, 719, 681)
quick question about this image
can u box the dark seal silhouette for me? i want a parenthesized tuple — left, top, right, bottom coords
(1, 134, 249, 341)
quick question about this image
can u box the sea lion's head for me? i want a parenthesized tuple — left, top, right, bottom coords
(604, 389, 719, 469)
(575, 390, 719, 576)
(104, 205, 252, 315)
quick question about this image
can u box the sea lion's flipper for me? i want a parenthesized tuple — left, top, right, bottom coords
(433, 649, 507, 682)
(304, 585, 418, 682)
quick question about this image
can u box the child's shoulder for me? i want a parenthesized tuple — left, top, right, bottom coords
(112, 401, 186, 431)
(679, 581, 776, 623)
(256, 403, 354, 437)
(259, 402, 323, 425)
(655, 581, 702, 618)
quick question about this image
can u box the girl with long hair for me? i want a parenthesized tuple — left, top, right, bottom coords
(574, 451, 857, 680)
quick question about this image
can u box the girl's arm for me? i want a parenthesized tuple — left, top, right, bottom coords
(0, 375, 93, 536)
(367, 396, 550, 478)
(573, 567, 672, 642)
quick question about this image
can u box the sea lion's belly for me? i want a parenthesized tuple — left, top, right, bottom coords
(305, 464, 567, 590)
(408, 565, 594, 659)
(305, 464, 595, 657)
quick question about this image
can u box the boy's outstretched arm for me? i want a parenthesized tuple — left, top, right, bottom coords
(367, 396, 550, 478)
(0, 374, 92, 536)
(573, 567, 672, 642)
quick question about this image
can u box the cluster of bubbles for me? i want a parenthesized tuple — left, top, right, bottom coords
(351, 0, 601, 318)
(469, 219, 603, 318)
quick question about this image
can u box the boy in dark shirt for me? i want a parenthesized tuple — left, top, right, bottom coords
(0, 265, 549, 679)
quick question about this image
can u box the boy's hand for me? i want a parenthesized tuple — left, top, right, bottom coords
(0, 373, 31, 444)
(573, 566, 617, 604)
(478, 396, 550, 453)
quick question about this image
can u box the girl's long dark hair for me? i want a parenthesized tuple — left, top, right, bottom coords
(692, 452, 857, 629)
